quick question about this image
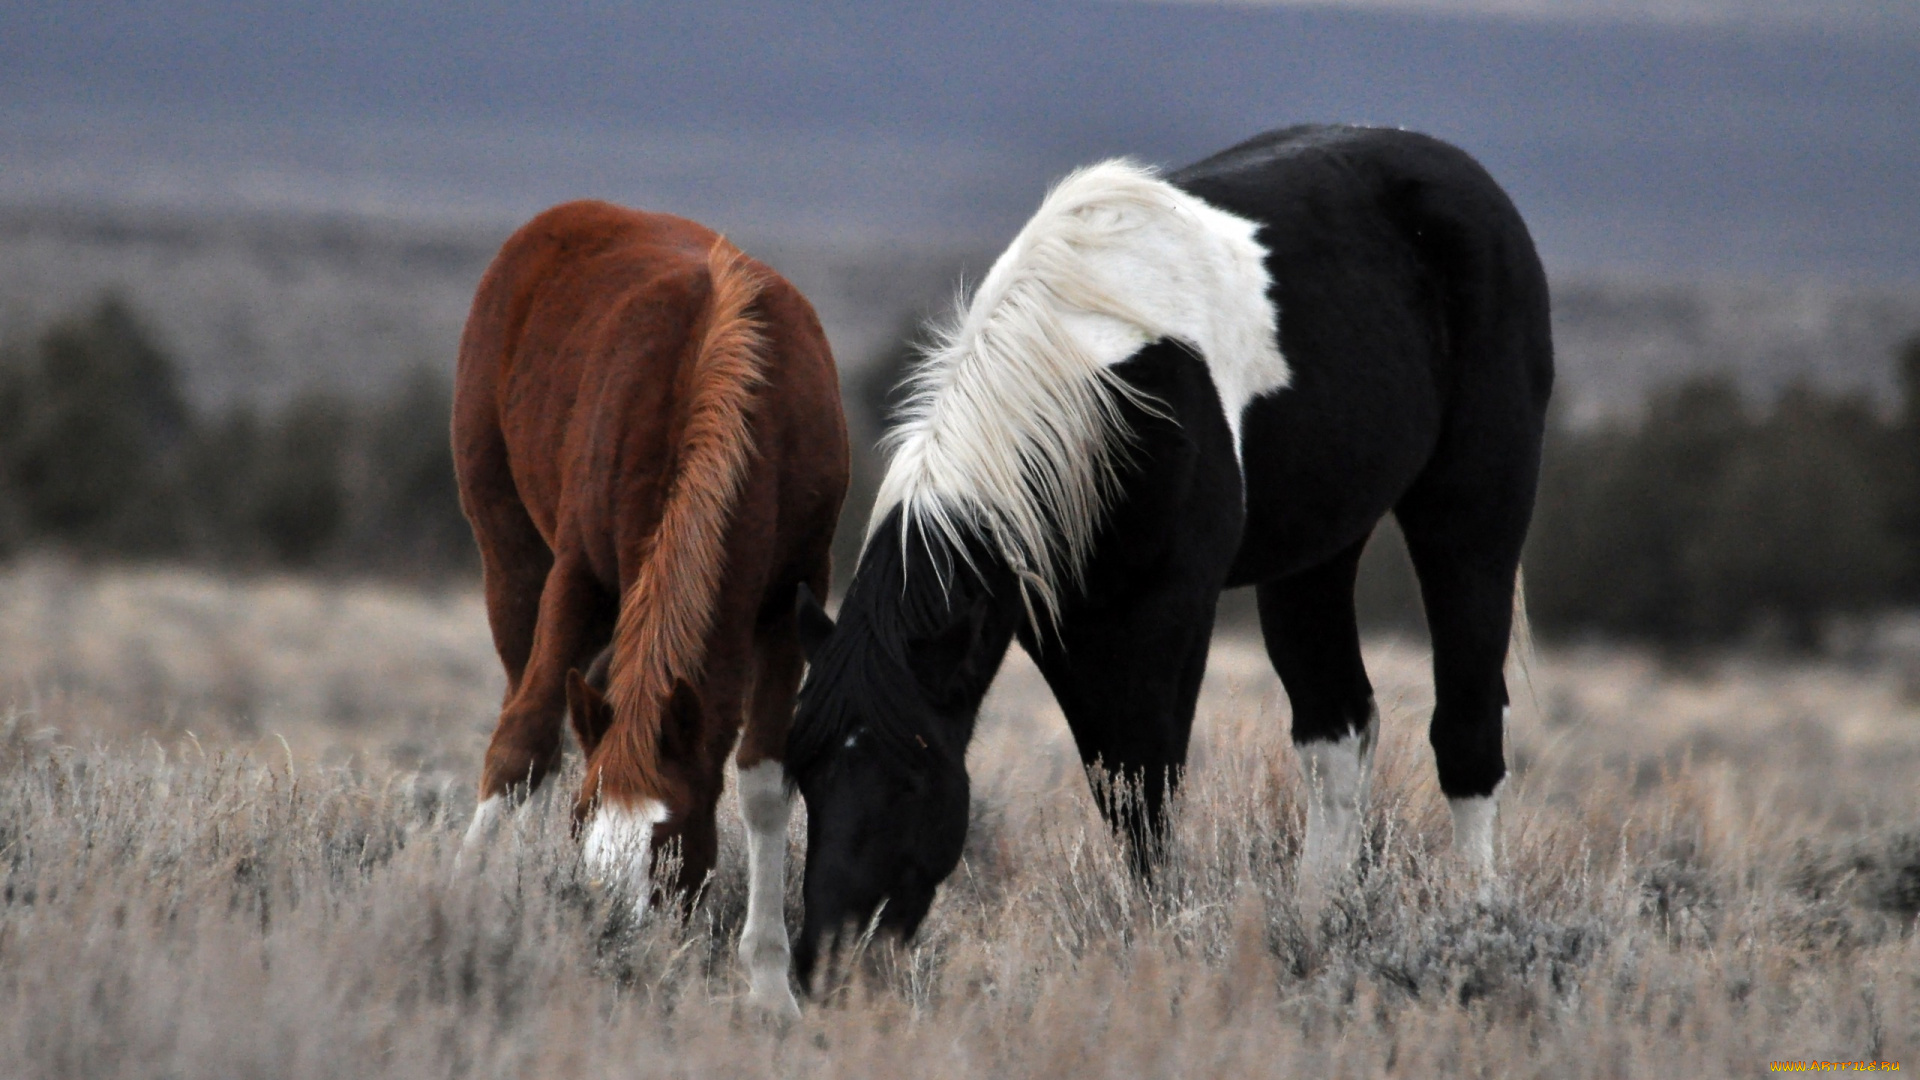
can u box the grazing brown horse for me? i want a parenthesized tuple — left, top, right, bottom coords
(453, 201, 847, 1016)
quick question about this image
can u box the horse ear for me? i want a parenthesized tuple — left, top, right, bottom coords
(795, 582, 835, 660)
(566, 668, 613, 755)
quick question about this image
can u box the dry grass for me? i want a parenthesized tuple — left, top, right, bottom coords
(0, 562, 1916, 1077)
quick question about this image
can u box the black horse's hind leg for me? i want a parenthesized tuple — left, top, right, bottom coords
(1396, 476, 1532, 879)
(1020, 583, 1218, 877)
(1255, 536, 1377, 890)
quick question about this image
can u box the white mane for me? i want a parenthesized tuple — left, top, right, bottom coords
(870, 159, 1287, 622)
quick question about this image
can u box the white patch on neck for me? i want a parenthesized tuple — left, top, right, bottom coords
(735, 761, 800, 1018)
(1296, 716, 1376, 894)
(1449, 783, 1502, 881)
(869, 159, 1285, 622)
(582, 798, 671, 918)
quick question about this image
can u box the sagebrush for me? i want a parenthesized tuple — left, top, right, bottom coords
(0, 568, 1914, 1077)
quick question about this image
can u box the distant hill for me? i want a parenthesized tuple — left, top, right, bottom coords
(2, 205, 1917, 424)
(4, 0, 1917, 280)
(0, 205, 986, 410)
(1552, 278, 1920, 423)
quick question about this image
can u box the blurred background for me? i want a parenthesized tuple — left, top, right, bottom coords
(2, 0, 1919, 659)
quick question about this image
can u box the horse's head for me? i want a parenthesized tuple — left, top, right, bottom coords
(786, 582, 985, 991)
(566, 668, 720, 910)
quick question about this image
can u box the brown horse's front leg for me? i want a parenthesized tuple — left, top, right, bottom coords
(733, 619, 806, 1018)
(464, 549, 609, 853)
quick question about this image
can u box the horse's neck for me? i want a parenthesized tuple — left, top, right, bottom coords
(931, 580, 1024, 731)
(855, 511, 1027, 743)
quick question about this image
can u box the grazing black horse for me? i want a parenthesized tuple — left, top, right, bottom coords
(787, 125, 1553, 987)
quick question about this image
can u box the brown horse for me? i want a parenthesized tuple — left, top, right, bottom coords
(452, 200, 847, 1016)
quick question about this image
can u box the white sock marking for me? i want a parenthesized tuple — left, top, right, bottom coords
(1449, 784, 1501, 883)
(1296, 713, 1376, 894)
(1447, 704, 1509, 891)
(455, 794, 507, 870)
(736, 760, 799, 1018)
(582, 799, 671, 919)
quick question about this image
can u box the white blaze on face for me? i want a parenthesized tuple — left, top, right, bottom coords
(1296, 714, 1376, 897)
(582, 798, 671, 918)
(735, 760, 800, 1019)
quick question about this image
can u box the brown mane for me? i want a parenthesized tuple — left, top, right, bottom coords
(598, 240, 768, 802)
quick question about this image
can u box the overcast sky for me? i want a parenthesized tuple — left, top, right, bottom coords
(2, 0, 1915, 280)
(1145, 0, 1920, 28)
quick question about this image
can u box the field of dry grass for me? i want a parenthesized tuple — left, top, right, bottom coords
(0, 562, 1915, 1077)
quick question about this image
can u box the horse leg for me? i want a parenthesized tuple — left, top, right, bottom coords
(1395, 497, 1528, 884)
(456, 440, 552, 854)
(1255, 537, 1376, 896)
(467, 547, 613, 849)
(733, 609, 805, 1019)
(458, 414, 554, 697)
(1023, 583, 1217, 878)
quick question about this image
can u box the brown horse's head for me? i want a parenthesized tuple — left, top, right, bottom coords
(567, 672, 720, 914)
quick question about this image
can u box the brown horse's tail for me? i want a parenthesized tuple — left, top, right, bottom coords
(599, 239, 768, 806)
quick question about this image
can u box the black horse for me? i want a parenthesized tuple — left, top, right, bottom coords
(787, 125, 1553, 988)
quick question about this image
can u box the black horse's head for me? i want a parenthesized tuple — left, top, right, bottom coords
(786, 546, 1014, 990)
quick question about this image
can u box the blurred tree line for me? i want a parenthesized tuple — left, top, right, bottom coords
(1524, 342, 1920, 648)
(0, 295, 472, 576)
(5, 293, 1920, 650)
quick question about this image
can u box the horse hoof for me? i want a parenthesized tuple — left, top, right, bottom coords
(1468, 869, 1501, 906)
(747, 987, 801, 1023)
